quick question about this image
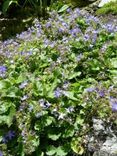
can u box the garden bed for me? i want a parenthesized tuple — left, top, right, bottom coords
(0, 3, 117, 156)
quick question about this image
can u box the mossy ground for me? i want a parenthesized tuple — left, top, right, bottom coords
(96, 0, 117, 15)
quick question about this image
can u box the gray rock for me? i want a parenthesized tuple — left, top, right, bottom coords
(93, 151, 109, 156)
(93, 137, 117, 156)
(93, 118, 105, 133)
(100, 137, 117, 155)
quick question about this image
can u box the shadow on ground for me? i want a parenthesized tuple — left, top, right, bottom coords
(0, 7, 35, 41)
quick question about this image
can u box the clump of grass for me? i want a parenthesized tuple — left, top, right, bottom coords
(96, 0, 117, 15)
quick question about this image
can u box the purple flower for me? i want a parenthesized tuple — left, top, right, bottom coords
(2, 136, 8, 143)
(27, 51, 32, 56)
(45, 101, 51, 108)
(86, 87, 95, 92)
(70, 28, 81, 37)
(74, 8, 81, 15)
(45, 22, 51, 28)
(77, 54, 83, 61)
(58, 27, 65, 34)
(2, 130, 15, 143)
(66, 8, 71, 13)
(62, 22, 68, 28)
(20, 51, 25, 55)
(62, 81, 70, 90)
(99, 90, 105, 97)
(39, 99, 46, 108)
(66, 106, 74, 113)
(110, 97, 117, 112)
(92, 31, 98, 43)
(0, 66, 7, 77)
(0, 151, 3, 156)
(6, 130, 15, 140)
(54, 88, 62, 98)
(84, 34, 90, 41)
(111, 101, 117, 112)
(19, 81, 28, 89)
(21, 95, 28, 101)
(0, 66, 7, 72)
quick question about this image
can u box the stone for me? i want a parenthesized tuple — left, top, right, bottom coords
(93, 137, 117, 156)
(98, 0, 117, 7)
(93, 118, 105, 132)
(100, 137, 117, 155)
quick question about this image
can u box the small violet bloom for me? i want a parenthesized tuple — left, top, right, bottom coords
(6, 130, 15, 140)
(86, 87, 95, 92)
(21, 95, 28, 101)
(77, 53, 83, 61)
(45, 22, 51, 28)
(111, 101, 117, 112)
(66, 106, 74, 113)
(58, 27, 65, 34)
(54, 88, 62, 98)
(99, 90, 105, 97)
(66, 8, 71, 13)
(110, 97, 117, 112)
(0, 66, 7, 77)
(39, 99, 46, 108)
(0, 66, 7, 72)
(19, 81, 28, 89)
(84, 34, 90, 41)
(2, 130, 15, 143)
(0, 151, 3, 156)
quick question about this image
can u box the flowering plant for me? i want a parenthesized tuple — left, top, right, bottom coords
(0, 7, 117, 156)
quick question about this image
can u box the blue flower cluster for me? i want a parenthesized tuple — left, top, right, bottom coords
(2, 130, 15, 143)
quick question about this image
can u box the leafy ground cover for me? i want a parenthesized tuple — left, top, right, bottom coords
(96, 0, 117, 15)
(0, 7, 117, 156)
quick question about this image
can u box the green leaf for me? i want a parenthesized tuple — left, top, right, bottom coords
(72, 145, 84, 155)
(0, 79, 11, 90)
(74, 116, 84, 129)
(1, 86, 20, 98)
(45, 116, 54, 126)
(0, 104, 16, 127)
(46, 146, 56, 156)
(58, 5, 69, 13)
(63, 91, 78, 101)
(34, 121, 42, 131)
(32, 135, 40, 147)
(63, 126, 75, 138)
(0, 101, 13, 114)
(46, 146, 68, 156)
(110, 58, 117, 68)
(0, 130, 4, 142)
(71, 138, 84, 155)
(56, 146, 68, 156)
(48, 133, 61, 141)
(47, 78, 58, 98)
(2, 0, 18, 13)
(15, 74, 27, 84)
(68, 72, 81, 80)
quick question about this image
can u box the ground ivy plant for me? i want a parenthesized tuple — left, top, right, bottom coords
(0, 7, 117, 156)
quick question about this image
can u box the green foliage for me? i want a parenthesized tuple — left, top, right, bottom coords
(0, 6, 117, 156)
(64, 0, 95, 7)
(1, 0, 55, 16)
(2, 0, 18, 14)
(58, 4, 69, 13)
(96, 0, 117, 15)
